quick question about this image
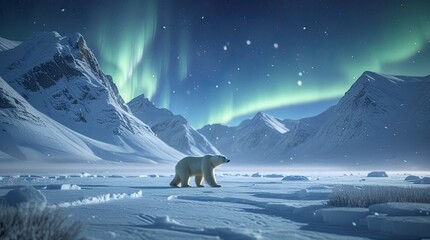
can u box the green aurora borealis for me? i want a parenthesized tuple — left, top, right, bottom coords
(1, 0, 430, 127)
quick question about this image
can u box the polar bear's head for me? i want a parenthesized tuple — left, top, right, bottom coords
(208, 155, 230, 167)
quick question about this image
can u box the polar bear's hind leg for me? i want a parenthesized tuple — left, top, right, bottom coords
(170, 174, 180, 187)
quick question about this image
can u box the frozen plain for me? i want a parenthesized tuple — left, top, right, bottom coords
(1, 166, 429, 240)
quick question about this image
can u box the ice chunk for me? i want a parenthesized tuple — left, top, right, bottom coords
(321, 207, 369, 226)
(282, 175, 310, 181)
(46, 184, 81, 190)
(263, 174, 284, 178)
(369, 202, 430, 216)
(251, 172, 262, 177)
(367, 171, 388, 177)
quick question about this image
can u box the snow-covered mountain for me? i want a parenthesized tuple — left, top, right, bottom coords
(283, 71, 430, 166)
(200, 71, 430, 167)
(0, 32, 184, 163)
(128, 95, 219, 156)
(0, 37, 20, 52)
(199, 112, 291, 163)
(0, 76, 101, 162)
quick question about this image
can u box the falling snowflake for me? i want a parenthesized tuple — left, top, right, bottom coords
(246, 40, 251, 45)
(297, 80, 303, 86)
(298, 72, 303, 76)
(273, 43, 279, 49)
(223, 45, 228, 51)
(201, 16, 205, 19)
(215, 84, 219, 88)
(61, 8, 65, 12)
(227, 81, 231, 85)
(303, 26, 307, 30)
(162, 26, 166, 29)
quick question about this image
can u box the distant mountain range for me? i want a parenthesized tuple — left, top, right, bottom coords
(1, 32, 429, 167)
(128, 95, 219, 156)
(199, 71, 430, 168)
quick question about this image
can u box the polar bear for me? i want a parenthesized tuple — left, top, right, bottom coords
(170, 155, 230, 187)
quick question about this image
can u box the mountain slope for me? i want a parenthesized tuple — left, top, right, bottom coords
(199, 112, 291, 162)
(0, 37, 20, 52)
(0, 32, 184, 163)
(290, 71, 430, 165)
(0, 76, 100, 162)
(128, 95, 219, 156)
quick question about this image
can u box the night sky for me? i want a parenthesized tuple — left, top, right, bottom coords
(1, 0, 430, 128)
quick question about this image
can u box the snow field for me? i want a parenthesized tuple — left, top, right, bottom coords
(0, 171, 429, 239)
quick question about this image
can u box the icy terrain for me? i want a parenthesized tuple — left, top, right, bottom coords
(1, 169, 429, 239)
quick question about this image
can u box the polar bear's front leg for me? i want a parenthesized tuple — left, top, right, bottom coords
(203, 166, 221, 187)
(179, 173, 191, 187)
(195, 175, 204, 187)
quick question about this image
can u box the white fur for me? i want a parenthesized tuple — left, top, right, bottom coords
(170, 155, 230, 188)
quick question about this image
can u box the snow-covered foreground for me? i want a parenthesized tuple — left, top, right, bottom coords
(1, 170, 429, 240)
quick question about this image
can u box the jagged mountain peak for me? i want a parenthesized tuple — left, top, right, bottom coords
(248, 111, 289, 134)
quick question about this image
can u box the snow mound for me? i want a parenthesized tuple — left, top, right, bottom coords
(282, 175, 310, 181)
(137, 214, 263, 239)
(46, 184, 81, 190)
(56, 175, 70, 180)
(415, 177, 430, 184)
(367, 171, 388, 177)
(54, 190, 143, 208)
(2, 186, 47, 208)
(321, 207, 369, 226)
(251, 172, 262, 177)
(405, 175, 421, 181)
(167, 195, 177, 201)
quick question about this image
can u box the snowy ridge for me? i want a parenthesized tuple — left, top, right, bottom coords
(129, 94, 219, 156)
(0, 32, 184, 163)
(199, 71, 430, 167)
(0, 37, 21, 52)
(53, 190, 143, 208)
